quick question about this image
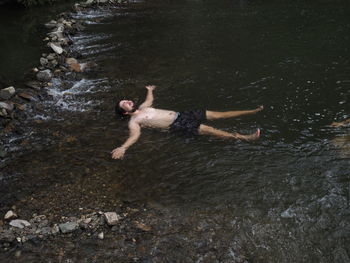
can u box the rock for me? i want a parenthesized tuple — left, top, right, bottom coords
(25, 81, 41, 90)
(47, 53, 56, 61)
(104, 212, 120, 226)
(49, 42, 63, 54)
(98, 232, 104, 239)
(0, 230, 15, 243)
(51, 224, 60, 234)
(36, 69, 52, 82)
(18, 93, 35, 101)
(65, 58, 95, 73)
(85, 0, 95, 5)
(4, 210, 17, 220)
(59, 222, 78, 233)
(40, 57, 49, 67)
(0, 86, 15, 100)
(83, 218, 92, 224)
(44, 20, 57, 29)
(15, 103, 26, 111)
(0, 102, 14, 111)
(9, 219, 31, 229)
(40, 227, 52, 235)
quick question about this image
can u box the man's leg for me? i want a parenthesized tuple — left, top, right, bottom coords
(206, 106, 263, 120)
(199, 124, 260, 141)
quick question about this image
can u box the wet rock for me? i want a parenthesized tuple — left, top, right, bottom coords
(40, 57, 49, 67)
(49, 42, 63, 55)
(36, 69, 52, 82)
(4, 211, 17, 220)
(18, 93, 36, 101)
(104, 212, 120, 226)
(0, 230, 15, 243)
(98, 232, 104, 239)
(59, 222, 78, 233)
(0, 86, 15, 100)
(47, 53, 56, 61)
(0, 102, 14, 112)
(40, 227, 52, 236)
(9, 219, 31, 229)
(15, 103, 26, 111)
(0, 108, 7, 117)
(44, 20, 57, 29)
(66, 58, 82, 72)
(25, 81, 41, 91)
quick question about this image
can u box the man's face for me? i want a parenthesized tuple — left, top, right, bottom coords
(119, 100, 135, 113)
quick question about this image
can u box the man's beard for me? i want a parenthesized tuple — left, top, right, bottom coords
(128, 104, 138, 113)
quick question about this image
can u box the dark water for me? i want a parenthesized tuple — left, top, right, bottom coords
(0, 1, 74, 83)
(1, 0, 350, 262)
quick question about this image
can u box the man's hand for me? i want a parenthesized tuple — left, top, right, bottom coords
(145, 85, 156, 91)
(111, 147, 126, 159)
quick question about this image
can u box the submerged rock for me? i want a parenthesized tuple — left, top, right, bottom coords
(0, 86, 15, 100)
(25, 81, 42, 91)
(40, 57, 49, 67)
(104, 212, 120, 226)
(0, 230, 15, 243)
(59, 222, 78, 233)
(36, 69, 52, 82)
(9, 219, 31, 229)
(4, 211, 17, 220)
(98, 232, 104, 239)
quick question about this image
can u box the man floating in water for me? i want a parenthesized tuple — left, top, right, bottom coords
(111, 85, 263, 159)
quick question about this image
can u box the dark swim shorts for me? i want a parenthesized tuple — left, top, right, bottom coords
(169, 109, 207, 136)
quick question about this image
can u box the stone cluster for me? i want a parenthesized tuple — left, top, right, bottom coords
(74, 0, 128, 10)
(0, 210, 124, 249)
(0, 3, 100, 157)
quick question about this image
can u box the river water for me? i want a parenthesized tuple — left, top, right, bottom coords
(1, 0, 350, 262)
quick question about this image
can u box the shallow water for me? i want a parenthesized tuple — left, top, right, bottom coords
(1, 0, 350, 262)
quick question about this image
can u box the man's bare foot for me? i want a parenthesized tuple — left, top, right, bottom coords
(330, 118, 350, 128)
(238, 128, 260, 141)
(255, 105, 264, 113)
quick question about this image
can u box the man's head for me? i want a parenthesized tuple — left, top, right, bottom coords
(115, 100, 136, 119)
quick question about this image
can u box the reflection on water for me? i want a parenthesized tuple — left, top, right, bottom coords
(1, 0, 350, 262)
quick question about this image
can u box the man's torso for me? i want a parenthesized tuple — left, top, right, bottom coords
(131, 107, 178, 129)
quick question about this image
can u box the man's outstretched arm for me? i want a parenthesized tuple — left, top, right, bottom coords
(139, 85, 156, 109)
(111, 121, 141, 159)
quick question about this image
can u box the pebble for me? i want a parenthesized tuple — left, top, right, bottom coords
(104, 212, 120, 226)
(59, 222, 78, 233)
(9, 219, 31, 229)
(4, 210, 17, 220)
(98, 232, 104, 239)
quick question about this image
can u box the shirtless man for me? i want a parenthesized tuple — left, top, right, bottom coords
(111, 85, 263, 159)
